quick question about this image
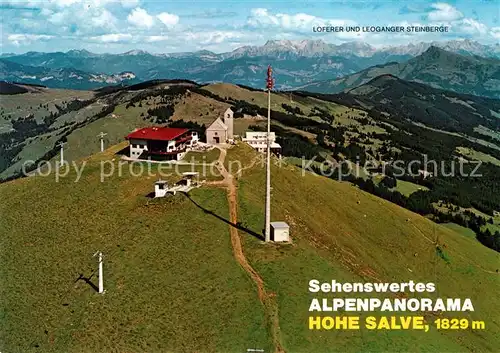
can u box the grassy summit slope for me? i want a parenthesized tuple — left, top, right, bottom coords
(227, 144, 500, 353)
(1, 142, 499, 352)
(0, 145, 270, 353)
(1, 66, 499, 349)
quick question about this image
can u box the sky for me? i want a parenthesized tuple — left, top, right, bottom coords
(1, 0, 499, 54)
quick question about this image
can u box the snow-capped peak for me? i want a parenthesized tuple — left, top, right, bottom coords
(123, 50, 149, 56)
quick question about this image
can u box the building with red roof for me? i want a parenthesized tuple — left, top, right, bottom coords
(125, 126, 199, 161)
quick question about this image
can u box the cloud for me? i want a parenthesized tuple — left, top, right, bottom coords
(8, 33, 54, 46)
(248, 8, 313, 29)
(455, 18, 488, 35)
(349, 2, 382, 10)
(180, 30, 258, 49)
(145, 35, 169, 42)
(1, 0, 40, 9)
(247, 8, 355, 32)
(399, 5, 425, 15)
(119, 0, 140, 8)
(50, 0, 81, 6)
(427, 3, 463, 22)
(198, 31, 244, 45)
(90, 8, 118, 29)
(157, 12, 179, 28)
(186, 9, 238, 19)
(245, 8, 362, 41)
(127, 7, 154, 28)
(90, 33, 133, 42)
(48, 0, 140, 7)
(490, 27, 500, 39)
(47, 5, 117, 31)
(0, 0, 141, 9)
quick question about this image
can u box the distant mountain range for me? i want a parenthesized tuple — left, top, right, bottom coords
(1, 39, 499, 92)
(227, 38, 500, 59)
(297, 46, 500, 98)
(0, 59, 138, 90)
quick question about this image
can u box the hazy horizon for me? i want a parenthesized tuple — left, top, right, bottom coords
(1, 38, 498, 56)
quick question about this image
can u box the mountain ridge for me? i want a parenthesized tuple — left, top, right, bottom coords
(0, 58, 138, 90)
(337, 73, 500, 135)
(2, 39, 498, 91)
(298, 46, 500, 98)
(3, 38, 497, 59)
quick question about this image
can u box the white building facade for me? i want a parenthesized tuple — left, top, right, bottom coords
(242, 131, 281, 153)
(206, 108, 234, 144)
(126, 127, 199, 161)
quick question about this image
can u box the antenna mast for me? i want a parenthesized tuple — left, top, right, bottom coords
(97, 132, 107, 152)
(265, 65, 274, 242)
(93, 251, 104, 294)
(57, 141, 66, 165)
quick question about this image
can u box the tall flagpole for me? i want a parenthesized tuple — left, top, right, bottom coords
(265, 65, 274, 242)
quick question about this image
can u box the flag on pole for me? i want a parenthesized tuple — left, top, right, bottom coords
(266, 65, 274, 90)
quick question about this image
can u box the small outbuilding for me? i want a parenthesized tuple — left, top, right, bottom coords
(180, 172, 199, 187)
(155, 180, 168, 198)
(153, 173, 201, 198)
(270, 221, 290, 242)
